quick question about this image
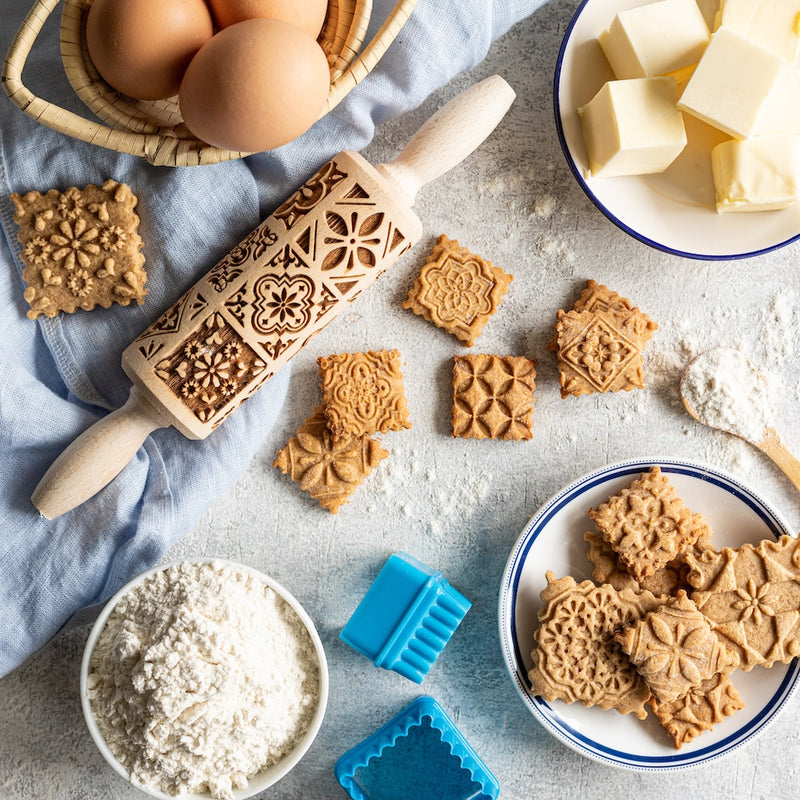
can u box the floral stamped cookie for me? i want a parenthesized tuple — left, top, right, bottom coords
(589, 466, 710, 582)
(318, 350, 411, 441)
(403, 234, 512, 346)
(615, 590, 736, 704)
(686, 535, 800, 670)
(272, 406, 389, 513)
(451, 354, 536, 440)
(528, 572, 663, 719)
(11, 180, 147, 319)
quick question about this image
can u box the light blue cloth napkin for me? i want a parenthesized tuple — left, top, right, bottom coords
(0, 0, 547, 676)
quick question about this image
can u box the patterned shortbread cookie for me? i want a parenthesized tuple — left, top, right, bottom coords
(615, 591, 736, 704)
(686, 535, 800, 670)
(528, 572, 663, 719)
(318, 349, 411, 440)
(584, 531, 681, 596)
(11, 180, 147, 319)
(589, 467, 709, 582)
(403, 234, 512, 346)
(547, 280, 657, 351)
(273, 406, 389, 513)
(584, 524, 714, 596)
(451, 354, 537, 440)
(648, 672, 745, 749)
(552, 280, 657, 398)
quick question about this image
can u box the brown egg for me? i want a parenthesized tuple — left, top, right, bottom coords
(86, 0, 214, 100)
(207, 0, 328, 39)
(178, 18, 331, 153)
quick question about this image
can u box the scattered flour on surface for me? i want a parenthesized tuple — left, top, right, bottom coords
(367, 443, 493, 534)
(536, 232, 576, 263)
(531, 194, 556, 219)
(761, 289, 797, 366)
(87, 561, 320, 800)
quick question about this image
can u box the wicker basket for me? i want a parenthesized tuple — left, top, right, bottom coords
(3, 0, 418, 166)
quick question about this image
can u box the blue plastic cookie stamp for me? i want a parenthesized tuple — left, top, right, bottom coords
(339, 552, 471, 683)
(334, 695, 500, 800)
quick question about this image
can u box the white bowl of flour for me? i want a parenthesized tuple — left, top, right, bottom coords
(80, 559, 328, 800)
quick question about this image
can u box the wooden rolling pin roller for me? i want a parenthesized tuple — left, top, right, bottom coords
(32, 75, 516, 519)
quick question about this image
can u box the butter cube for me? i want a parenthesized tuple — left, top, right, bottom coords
(579, 78, 687, 177)
(711, 135, 800, 211)
(716, 0, 800, 64)
(598, 0, 710, 79)
(678, 28, 783, 138)
(753, 66, 800, 135)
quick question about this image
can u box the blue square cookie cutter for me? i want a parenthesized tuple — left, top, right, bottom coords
(334, 695, 500, 800)
(339, 552, 471, 683)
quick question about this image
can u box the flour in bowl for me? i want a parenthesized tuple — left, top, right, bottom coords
(86, 561, 321, 799)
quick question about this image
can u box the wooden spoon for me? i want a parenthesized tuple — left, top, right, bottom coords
(680, 347, 800, 493)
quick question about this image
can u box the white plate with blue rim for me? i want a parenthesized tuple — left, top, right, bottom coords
(554, 0, 800, 259)
(498, 458, 800, 770)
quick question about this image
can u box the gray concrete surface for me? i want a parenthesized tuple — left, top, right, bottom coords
(3, 1, 800, 798)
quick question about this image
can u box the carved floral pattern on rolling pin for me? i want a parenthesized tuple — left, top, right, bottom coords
(153, 313, 266, 424)
(127, 153, 415, 431)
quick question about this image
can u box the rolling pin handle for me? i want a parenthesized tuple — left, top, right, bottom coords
(377, 74, 517, 204)
(31, 387, 169, 520)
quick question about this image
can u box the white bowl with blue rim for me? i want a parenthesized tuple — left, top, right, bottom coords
(554, 0, 800, 260)
(498, 458, 800, 770)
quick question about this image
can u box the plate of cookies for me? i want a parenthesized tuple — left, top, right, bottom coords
(499, 459, 800, 769)
(555, 0, 800, 259)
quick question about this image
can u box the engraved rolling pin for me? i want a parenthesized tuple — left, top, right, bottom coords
(32, 75, 516, 519)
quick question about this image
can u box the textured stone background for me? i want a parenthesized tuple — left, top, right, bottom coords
(3, 0, 800, 797)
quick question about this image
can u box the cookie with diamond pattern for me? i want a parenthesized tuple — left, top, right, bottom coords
(451, 354, 536, 440)
(11, 180, 147, 319)
(553, 280, 657, 397)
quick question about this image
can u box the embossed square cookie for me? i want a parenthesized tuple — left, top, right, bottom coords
(585, 524, 713, 597)
(451, 354, 537, 440)
(615, 590, 736, 704)
(589, 467, 709, 582)
(686, 535, 800, 671)
(318, 349, 411, 440)
(552, 280, 657, 397)
(528, 572, 663, 719)
(273, 406, 389, 513)
(648, 672, 745, 749)
(403, 234, 512, 346)
(584, 531, 682, 597)
(11, 180, 147, 319)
